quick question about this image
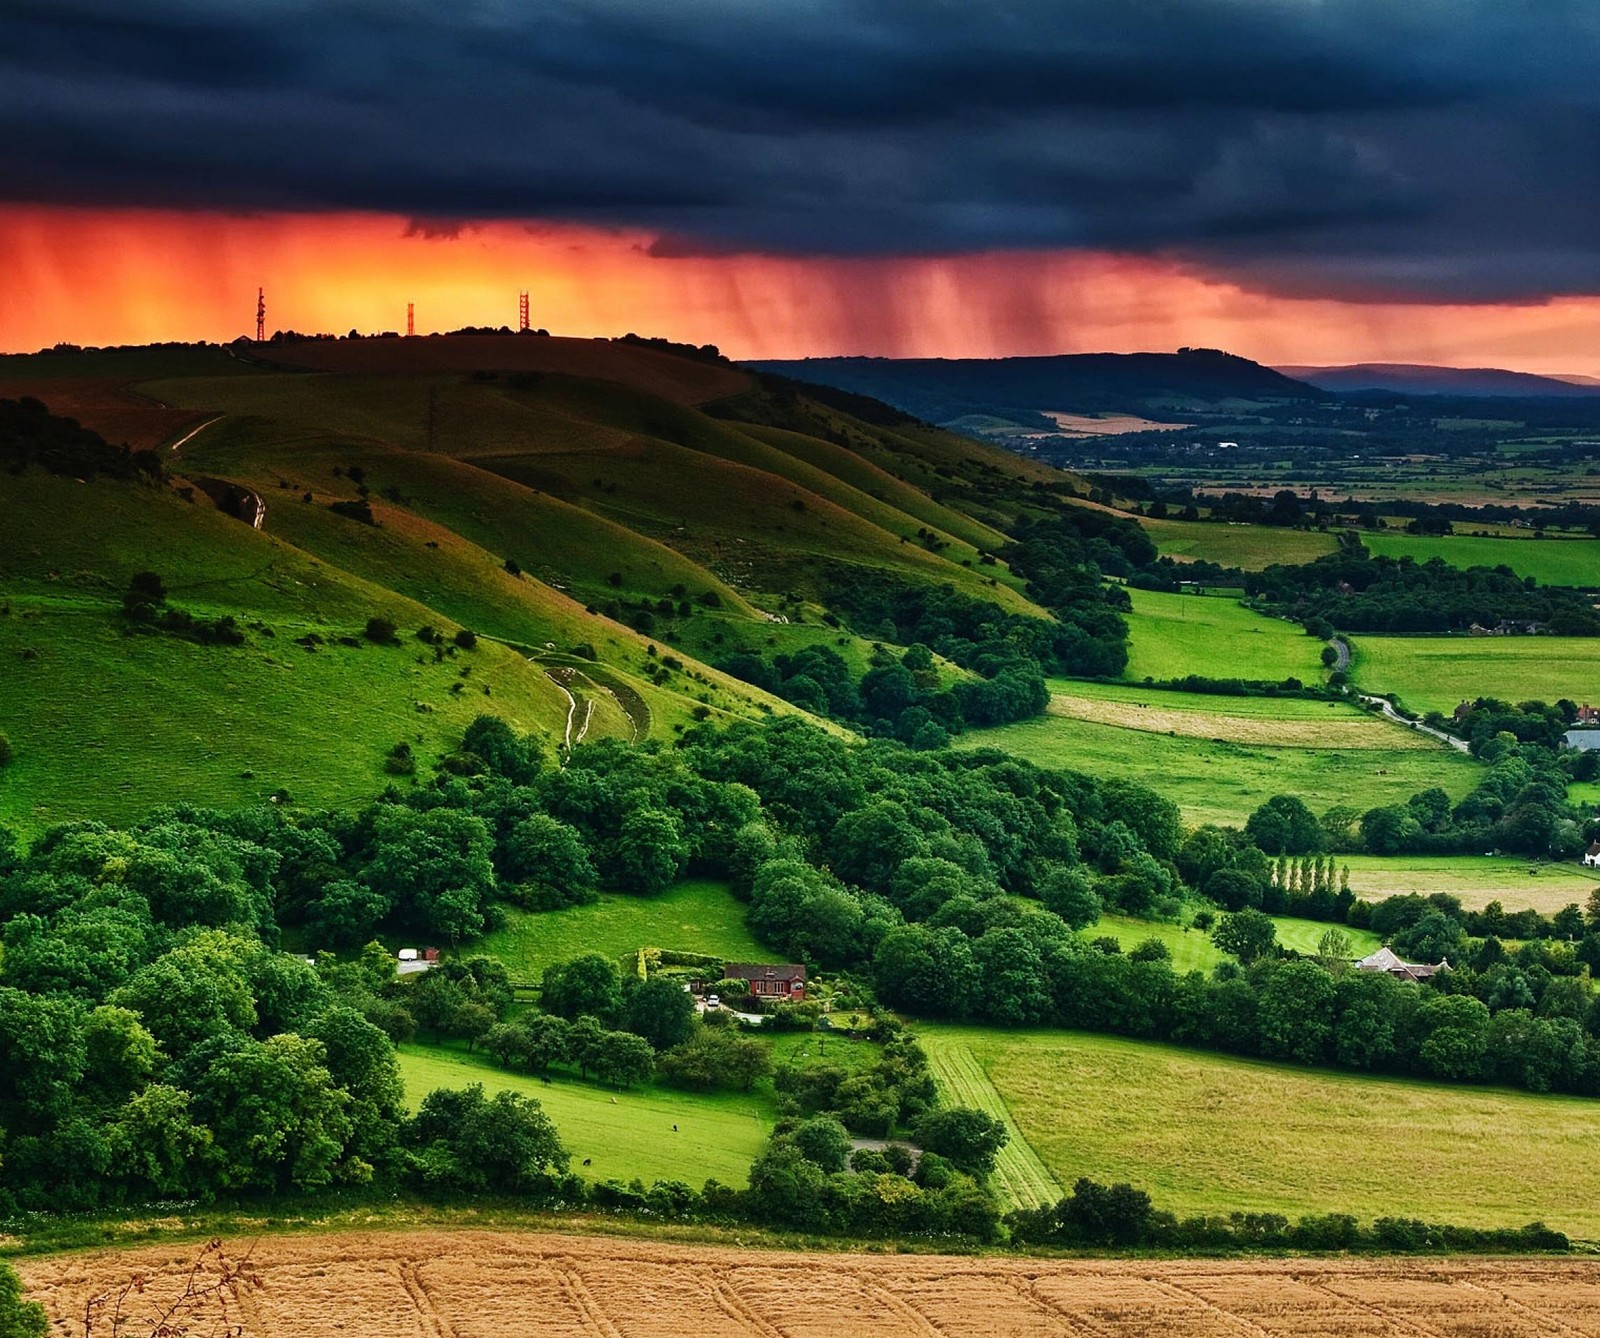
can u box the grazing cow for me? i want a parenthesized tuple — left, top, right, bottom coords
(672, 1124, 678, 1132)
(582, 1158, 592, 1166)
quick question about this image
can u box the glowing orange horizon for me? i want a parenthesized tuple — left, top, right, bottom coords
(3, 205, 1599, 377)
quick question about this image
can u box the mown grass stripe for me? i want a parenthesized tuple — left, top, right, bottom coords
(919, 1031, 1061, 1211)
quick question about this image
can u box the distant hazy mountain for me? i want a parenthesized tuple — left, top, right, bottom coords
(748, 349, 1322, 427)
(1279, 363, 1600, 398)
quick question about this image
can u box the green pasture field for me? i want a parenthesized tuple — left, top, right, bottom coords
(1092, 914, 1381, 973)
(1360, 531, 1600, 587)
(1572, 781, 1600, 809)
(1341, 854, 1598, 914)
(475, 880, 767, 986)
(955, 712, 1479, 827)
(397, 1044, 770, 1188)
(1121, 588, 1328, 683)
(1141, 517, 1338, 570)
(918, 1025, 1600, 1237)
(1353, 636, 1600, 715)
(766, 1029, 883, 1074)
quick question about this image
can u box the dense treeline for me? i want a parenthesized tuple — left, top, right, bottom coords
(3, 708, 1597, 1224)
(1192, 703, 1596, 874)
(1222, 754, 1592, 869)
(1010, 1177, 1567, 1254)
(1192, 488, 1600, 540)
(0, 397, 163, 482)
(716, 635, 1048, 748)
(822, 565, 1125, 683)
(0, 713, 1178, 1213)
(1246, 542, 1600, 634)
(891, 917, 1600, 1096)
(715, 500, 1148, 739)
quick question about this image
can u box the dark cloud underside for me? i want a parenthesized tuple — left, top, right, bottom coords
(3, 0, 1598, 301)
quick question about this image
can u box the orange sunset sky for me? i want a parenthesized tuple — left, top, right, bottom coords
(4, 206, 1599, 376)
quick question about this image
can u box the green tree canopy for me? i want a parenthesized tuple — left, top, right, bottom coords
(540, 954, 624, 1026)
(1246, 795, 1325, 855)
(1212, 908, 1278, 964)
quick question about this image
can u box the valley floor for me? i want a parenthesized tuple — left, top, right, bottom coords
(16, 1228, 1596, 1336)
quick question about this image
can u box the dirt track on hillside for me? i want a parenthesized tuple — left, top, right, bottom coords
(18, 1229, 1600, 1336)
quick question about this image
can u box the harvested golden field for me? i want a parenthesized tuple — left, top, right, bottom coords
(17, 1229, 1600, 1337)
(1044, 691, 1434, 749)
(1042, 411, 1192, 436)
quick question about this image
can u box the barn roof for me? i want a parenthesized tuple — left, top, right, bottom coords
(723, 962, 807, 982)
(1356, 945, 1449, 982)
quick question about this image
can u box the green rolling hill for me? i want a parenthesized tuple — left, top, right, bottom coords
(0, 334, 1085, 830)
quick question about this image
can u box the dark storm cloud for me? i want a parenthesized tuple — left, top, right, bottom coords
(3, 0, 1599, 301)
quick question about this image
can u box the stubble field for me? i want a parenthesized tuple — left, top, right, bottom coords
(16, 1230, 1600, 1337)
(1340, 853, 1598, 913)
(1044, 680, 1433, 748)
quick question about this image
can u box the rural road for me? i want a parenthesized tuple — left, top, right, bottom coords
(1332, 635, 1467, 752)
(165, 414, 221, 458)
(1360, 694, 1472, 753)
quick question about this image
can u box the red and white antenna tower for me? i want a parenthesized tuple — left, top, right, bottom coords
(255, 287, 266, 342)
(407, 302, 415, 337)
(518, 291, 530, 332)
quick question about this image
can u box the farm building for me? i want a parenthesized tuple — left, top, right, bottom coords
(723, 962, 807, 999)
(1355, 945, 1449, 983)
(1565, 729, 1600, 752)
(1584, 841, 1600, 870)
(396, 947, 441, 977)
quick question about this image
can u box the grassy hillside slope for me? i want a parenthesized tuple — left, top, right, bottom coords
(0, 473, 580, 830)
(142, 346, 1049, 628)
(0, 336, 1073, 829)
